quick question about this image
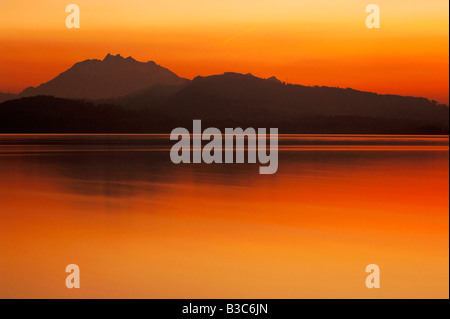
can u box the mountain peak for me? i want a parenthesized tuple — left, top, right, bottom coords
(19, 54, 188, 99)
(103, 53, 125, 62)
(266, 76, 282, 84)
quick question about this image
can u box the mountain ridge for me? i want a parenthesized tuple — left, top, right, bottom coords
(4, 54, 188, 101)
(0, 54, 447, 106)
(0, 54, 448, 134)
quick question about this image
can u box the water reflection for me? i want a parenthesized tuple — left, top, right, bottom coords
(0, 135, 448, 298)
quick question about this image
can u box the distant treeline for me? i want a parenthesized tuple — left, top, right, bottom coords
(0, 95, 447, 134)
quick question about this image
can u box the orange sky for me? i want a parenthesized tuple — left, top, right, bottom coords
(0, 0, 449, 104)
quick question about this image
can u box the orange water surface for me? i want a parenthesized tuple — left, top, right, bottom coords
(0, 135, 448, 298)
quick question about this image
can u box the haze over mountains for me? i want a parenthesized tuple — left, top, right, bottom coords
(0, 54, 448, 134)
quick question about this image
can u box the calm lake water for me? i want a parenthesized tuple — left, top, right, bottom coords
(0, 134, 448, 298)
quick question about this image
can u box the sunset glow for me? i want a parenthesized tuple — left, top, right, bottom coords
(0, 1, 449, 301)
(0, 0, 448, 104)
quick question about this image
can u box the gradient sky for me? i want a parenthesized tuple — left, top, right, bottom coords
(0, 0, 448, 104)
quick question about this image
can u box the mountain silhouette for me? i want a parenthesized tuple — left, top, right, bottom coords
(0, 92, 16, 103)
(7, 54, 187, 100)
(100, 83, 187, 109)
(178, 73, 447, 120)
(0, 55, 448, 134)
(110, 72, 449, 124)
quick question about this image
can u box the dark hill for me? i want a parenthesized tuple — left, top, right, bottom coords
(108, 72, 448, 133)
(0, 90, 448, 134)
(156, 72, 448, 122)
(0, 96, 158, 133)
